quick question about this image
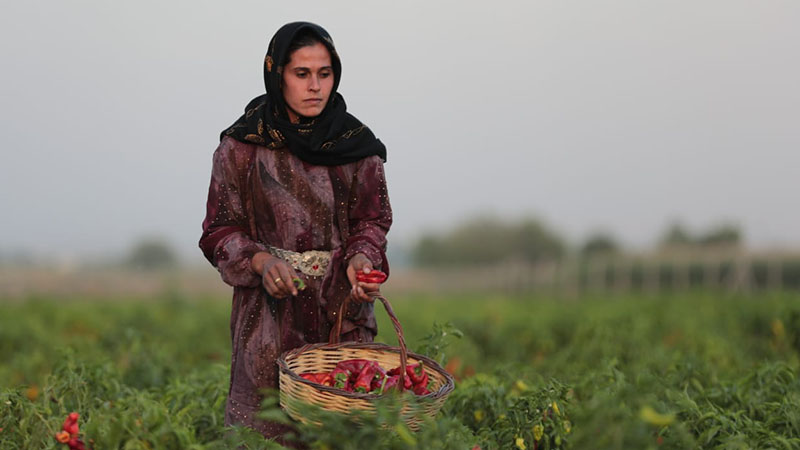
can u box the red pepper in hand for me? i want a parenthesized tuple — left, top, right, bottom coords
(356, 270, 387, 284)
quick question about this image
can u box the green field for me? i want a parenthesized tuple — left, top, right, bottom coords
(2, 291, 799, 449)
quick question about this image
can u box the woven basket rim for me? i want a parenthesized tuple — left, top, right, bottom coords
(278, 341, 455, 400)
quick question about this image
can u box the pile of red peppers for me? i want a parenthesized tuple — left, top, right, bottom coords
(300, 359, 433, 396)
(54, 412, 89, 450)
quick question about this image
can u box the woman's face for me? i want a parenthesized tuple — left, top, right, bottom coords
(282, 42, 334, 122)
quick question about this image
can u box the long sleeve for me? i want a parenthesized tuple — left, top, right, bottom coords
(343, 156, 393, 274)
(199, 139, 267, 288)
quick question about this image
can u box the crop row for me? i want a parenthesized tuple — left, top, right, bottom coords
(1, 292, 799, 448)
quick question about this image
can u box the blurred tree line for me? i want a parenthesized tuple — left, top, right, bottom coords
(411, 216, 742, 267)
(412, 216, 565, 266)
(659, 222, 742, 249)
(125, 238, 178, 270)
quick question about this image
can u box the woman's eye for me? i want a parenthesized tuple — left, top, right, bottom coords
(320, 71, 331, 78)
(296, 72, 308, 78)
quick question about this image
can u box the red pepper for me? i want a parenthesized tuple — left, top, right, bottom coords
(55, 412, 90, 450)
(56, 431, 70, 443)
(379, 375, 400, 393)
(386, 366, 412, 389)
(414, 371, 429, 391)
(62, 413, 80, 436)
(406, 362, 426, 385)
(330, 369, 352, 390)
(335, 359, 370, 374)
(300, 373, 316, 382)
(356, 270, 387, 284)
(67, 437, 87, 450)
(379, 372, 429, 395)
(319, 373, 333, 386)
(329, 359, 373, 391)
(412, 383, 431, 396)
(370, 365, 387, 392)
(353, 361, 380, 393)
(300, 372, 333, 386)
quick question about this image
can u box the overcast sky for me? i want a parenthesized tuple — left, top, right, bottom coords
(1, 0, 798, 263)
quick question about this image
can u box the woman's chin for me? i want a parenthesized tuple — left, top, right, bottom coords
(300, 107, 324, 118)
(287, 104, 325, 122)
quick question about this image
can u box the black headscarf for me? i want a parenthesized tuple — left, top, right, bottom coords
(222, 22, 386, 166)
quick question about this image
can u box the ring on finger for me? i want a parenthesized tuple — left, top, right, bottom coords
(274, 277, 282, 284)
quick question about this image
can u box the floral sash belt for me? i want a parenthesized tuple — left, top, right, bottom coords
(267, 246, 331, 277)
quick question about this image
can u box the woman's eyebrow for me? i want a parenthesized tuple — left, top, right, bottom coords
(293, 65, 333, 71)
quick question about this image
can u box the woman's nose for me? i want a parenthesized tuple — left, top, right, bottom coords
(309, 76, 320, 91)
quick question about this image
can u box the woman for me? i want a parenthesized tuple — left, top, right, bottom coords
(199, 22, 392, 439)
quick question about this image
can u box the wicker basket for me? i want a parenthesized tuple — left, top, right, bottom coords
(277, 295, 455, 430)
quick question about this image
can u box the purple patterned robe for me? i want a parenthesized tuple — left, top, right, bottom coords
(199, 137, 392, 439)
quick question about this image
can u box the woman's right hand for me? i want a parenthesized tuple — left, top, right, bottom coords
(251, 252, 299, 298)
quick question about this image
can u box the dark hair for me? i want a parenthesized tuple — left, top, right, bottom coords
(283, 29, 325, 65)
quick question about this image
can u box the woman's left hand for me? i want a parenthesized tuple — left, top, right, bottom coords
(346, 253, 380, 303)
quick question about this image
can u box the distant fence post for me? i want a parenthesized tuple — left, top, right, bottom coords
(768, 256, 783, 291)
(557, 258, 580, 299)
(644, 258, 660, 295)
(703, 255, 719, 290)
(675, 256, 689, 291)
(613, 257, 631, 294)
(726, 253, 753, 294)
(588, 257, 607, 294)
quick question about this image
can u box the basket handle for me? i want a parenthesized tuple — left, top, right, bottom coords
(331, 293, 408, 392)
